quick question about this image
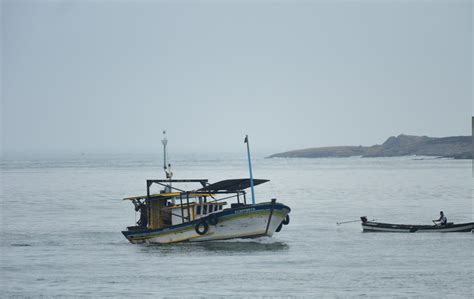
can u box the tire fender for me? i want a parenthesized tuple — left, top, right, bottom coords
(276, 222, 283, 232)
(195, 220, 209, 235)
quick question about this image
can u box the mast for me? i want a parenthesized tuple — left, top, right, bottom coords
(161, 131, 173, 194)
(244, 135, 256, 205)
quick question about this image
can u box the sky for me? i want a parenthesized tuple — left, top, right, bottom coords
(1, 0, 472, 155)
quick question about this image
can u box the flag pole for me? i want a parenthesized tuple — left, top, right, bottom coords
(245, 135, 256, 205)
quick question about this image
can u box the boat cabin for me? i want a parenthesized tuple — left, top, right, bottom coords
(123, 178, 269, 230)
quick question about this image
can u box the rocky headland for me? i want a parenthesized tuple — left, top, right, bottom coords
(268, 134, 472, 159)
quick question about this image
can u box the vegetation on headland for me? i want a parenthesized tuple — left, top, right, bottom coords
(268, 134, 472, 159)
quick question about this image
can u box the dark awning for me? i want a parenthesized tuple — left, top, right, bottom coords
(197, 178, 269, 192)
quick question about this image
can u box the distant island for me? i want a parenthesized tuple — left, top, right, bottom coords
(268, 134, 472, 159)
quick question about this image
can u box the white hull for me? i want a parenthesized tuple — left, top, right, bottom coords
(124, 204, 290, 244)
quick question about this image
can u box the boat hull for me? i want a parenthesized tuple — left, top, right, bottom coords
(122, 202, 290, 244)
(362, 221, 474, 233)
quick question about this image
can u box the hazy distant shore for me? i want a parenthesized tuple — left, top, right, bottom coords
(268, 134, 472, 159)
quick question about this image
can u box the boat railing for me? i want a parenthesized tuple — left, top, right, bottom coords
(135, 178, 266, 229)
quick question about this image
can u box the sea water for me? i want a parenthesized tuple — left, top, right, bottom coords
(1, 154, 472, 297)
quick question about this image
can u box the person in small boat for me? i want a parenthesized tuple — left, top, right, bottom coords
(434, 211, 447, 226)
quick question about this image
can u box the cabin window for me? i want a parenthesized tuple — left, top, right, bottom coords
(203, 205, 207, 214)
(219, 205, 223, 210)
(197, 205, 201, 215)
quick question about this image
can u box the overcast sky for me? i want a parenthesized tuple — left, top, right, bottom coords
(1, 0, 472, 155)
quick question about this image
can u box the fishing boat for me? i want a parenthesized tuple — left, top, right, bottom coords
(360, 217, 474, 233)
(121, 133, 291, 244)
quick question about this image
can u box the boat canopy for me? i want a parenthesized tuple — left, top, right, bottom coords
(197, 178, 269, 192)
(123, 178, 268, 200)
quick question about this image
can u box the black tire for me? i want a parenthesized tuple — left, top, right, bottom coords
(276, 222, 283, 232)
(282, 215, 290, 225)
(195, 221, 209, 235)
(208, 214, 218, 226)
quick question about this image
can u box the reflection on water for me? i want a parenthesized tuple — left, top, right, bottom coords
(139, 237, 289, 254)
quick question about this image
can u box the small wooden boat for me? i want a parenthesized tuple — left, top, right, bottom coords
(121, 133, 291, 244)
(360, 217, 474, 233)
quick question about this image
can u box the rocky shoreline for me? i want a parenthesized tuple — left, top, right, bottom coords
(268, 134, 472, 159)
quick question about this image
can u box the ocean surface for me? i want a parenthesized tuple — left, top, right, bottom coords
(1, 153, 472, 297)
